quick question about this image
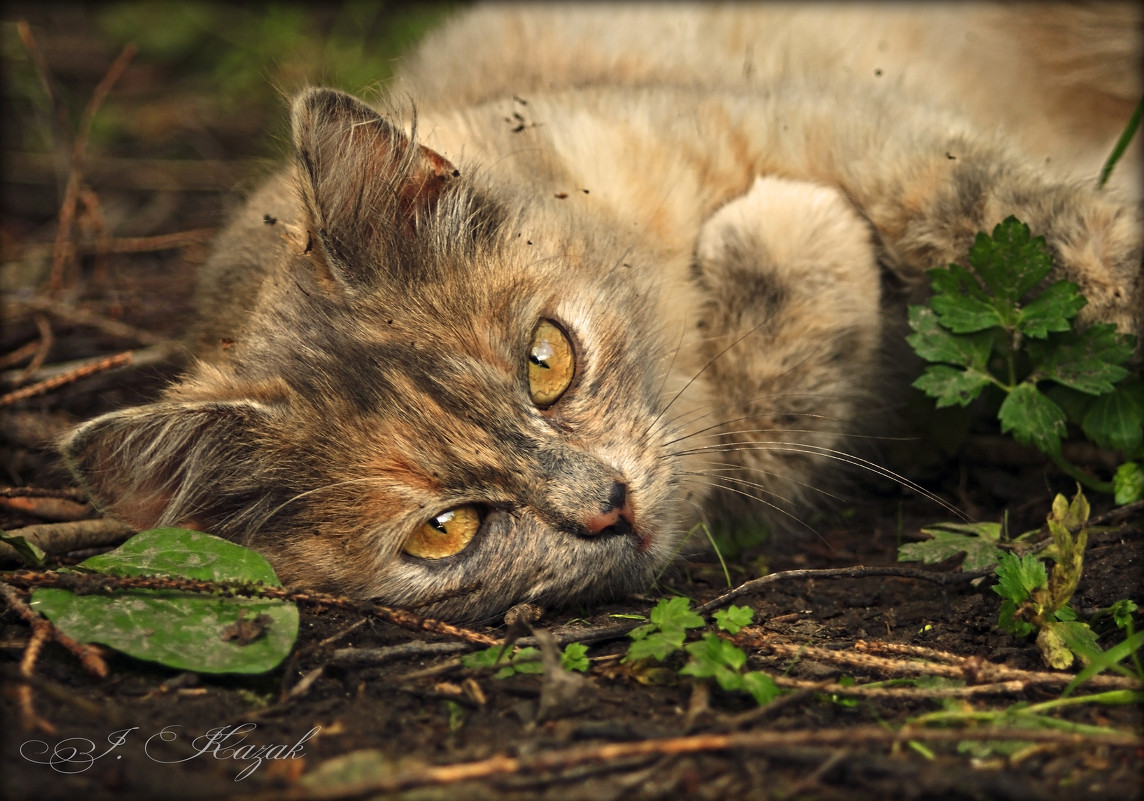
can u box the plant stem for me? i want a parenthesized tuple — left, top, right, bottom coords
(1048, 452, 1114, 495)
(1097, 94, 1143, 189)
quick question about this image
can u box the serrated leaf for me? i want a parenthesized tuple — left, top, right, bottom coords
(1082, 380, 1144, 454)
(683, 633, 747, 674)
(998, 384, 1066, 456)
(648, 596, 705, 634)
(927, 262, 1007, 332)
(625, 632, 683, 663)
(969, 217, 1053, 302)
(1039, 324, 1133, 395)
(898, 528, 1004, 572)
(993, 551, 1047, 604)
(906, 305, 993, 367)
(713, 605, 754, 634)
(1017, 280, 1086, 338)
(31, 528, 298, 674)
(561, 642, 590, 672)
(913, 365, 992, 408)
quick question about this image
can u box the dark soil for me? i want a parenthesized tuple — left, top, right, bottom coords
(3, 6, 1142, 801)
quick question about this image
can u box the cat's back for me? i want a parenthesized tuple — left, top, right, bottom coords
(395, 2, 1141, 181)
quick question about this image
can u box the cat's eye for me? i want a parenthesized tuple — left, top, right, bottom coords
(404, 505, 481, 559)
(528, 319, 575, 408)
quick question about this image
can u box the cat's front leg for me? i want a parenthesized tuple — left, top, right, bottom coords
(686, 175, 883, 529)
(855, 148, 1143, 345)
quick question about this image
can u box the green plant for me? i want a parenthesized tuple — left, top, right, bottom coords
(907, 216, 1142, 502)
(27, 528, 299, 674)
(461, 641, 591, 678)
(901, 489, 1141, 673)
(625, 597, 781, 705)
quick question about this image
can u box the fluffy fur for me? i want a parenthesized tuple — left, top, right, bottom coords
(62, 3, 1142, 621)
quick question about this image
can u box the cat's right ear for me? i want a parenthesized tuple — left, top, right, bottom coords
(59, 400, 274, 533)
(290, 87, 458, 289)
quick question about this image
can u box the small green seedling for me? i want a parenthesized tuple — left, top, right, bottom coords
(626, 597, 781, 705)
(903, 489, 1140, 673)
(992, 490, 1101, 669)
(461, 642, 591, 678)
(907, 216, 1142, 502)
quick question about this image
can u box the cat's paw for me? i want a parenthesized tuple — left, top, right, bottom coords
(693, 175, 881, 350)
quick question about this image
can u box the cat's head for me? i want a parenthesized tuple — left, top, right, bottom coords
(60, 88, 696, 622)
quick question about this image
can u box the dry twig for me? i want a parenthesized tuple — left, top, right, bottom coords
(0, 518, 134, 563)
(696, 564, 989, 615)
(228, 724, 1139, 801)
(0, 350, 134, 406)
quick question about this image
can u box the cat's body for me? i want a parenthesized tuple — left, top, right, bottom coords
(62, 3, 1142, 621)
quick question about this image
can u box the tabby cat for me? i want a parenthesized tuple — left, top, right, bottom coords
(62, 3, 1142, 621)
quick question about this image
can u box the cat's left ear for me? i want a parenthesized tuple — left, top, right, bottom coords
(290, 87, 458, 288)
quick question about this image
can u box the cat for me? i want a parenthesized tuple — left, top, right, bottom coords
(61, 3, 1142, 622)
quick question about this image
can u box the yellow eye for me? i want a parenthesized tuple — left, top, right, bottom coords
(528, 319, 575, 408)
(404, 505, 481, 559)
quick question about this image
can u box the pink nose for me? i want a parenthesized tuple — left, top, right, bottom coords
(585, 481, 635, 536)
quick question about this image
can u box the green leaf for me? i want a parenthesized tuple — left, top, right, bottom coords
(740, 671, 782, 705)
(969, 217, 1054, 303)
(625, 631, 684, 663)
(461, 647, 506, 670)
(906, 305, 993, 367)
(682, 633, 747, 675)
(1016, 280, 1086, 338)
(1038, 324, 1133, 395)
(510, 647, 545, 674)
(927, 264, 1007, 333)
(0, 531, 46, 567)
(1109, 599, 1138, 630)
(993, 551, 1047, 604)
(913, 364, 993, 408)
(713, 605, 754, 634)
(648, 596, 705, 635)
(898, 526, 1004, 572)
(1039, 620, 1101, 670)
(561, 642, 590, 673)
(1082, 379, 1144, 455)
(1113, 462, 1144, 505)
(31, 528, 298, 674)
(998, 383, 1066, 456)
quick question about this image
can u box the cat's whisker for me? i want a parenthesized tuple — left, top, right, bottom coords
(670, 440, 966, 521)
(641, 322, 765, 441)
(660, 409, 854, 448)
(682, 459, 850, 506)
(676, 474, 822, 535)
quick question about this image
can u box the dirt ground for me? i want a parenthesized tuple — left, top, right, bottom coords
(2, 5, 1142, 800)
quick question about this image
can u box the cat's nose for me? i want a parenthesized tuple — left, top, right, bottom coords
(585, 480, 635, 536)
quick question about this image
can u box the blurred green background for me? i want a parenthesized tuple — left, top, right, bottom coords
(2, 2, 456, 234)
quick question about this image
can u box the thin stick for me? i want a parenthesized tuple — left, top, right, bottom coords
(0, 350, 134, 406)
(2, 571, 500, 646)
(0, 518, 134, 562)
(15, 21, 72, 168)
(735, 630, 1141, 691)
(14, 313, 53, 385)
(7, 297, 175, 347)
(695, 564, 989, 615)
(48, 43, 137, 292)
(228, 725, 1139, 801)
